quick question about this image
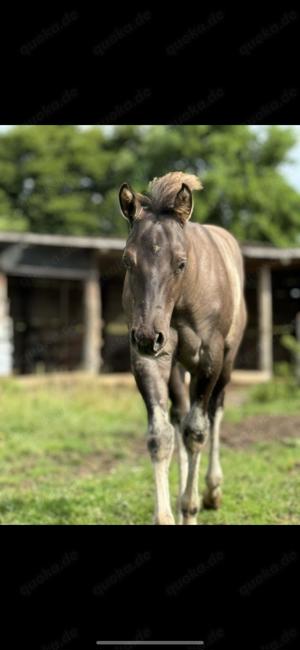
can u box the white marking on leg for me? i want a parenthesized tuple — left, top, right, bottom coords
(181, 403, 209, 524)
(203, 406, 224, 510)
(186, 403, 209, 439)
(149, 406, 175, 525)
(181, 451, 201, 525)
(153, 459, 174, 525)
(175, 425, 188, 524)
(184, 371, 191, 387)
(206, 406, 223, 490)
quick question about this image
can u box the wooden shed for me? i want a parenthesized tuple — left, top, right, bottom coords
(0, 232, 299, 377)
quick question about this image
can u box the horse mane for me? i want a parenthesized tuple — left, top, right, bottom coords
(146, 172, 203, 214)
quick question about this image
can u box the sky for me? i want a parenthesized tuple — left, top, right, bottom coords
(251, 124, 300, 190)
(0, 124, 299, 190)
(279, 126, 300, 190)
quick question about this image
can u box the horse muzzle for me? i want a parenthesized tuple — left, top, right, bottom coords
(131, 328, 166, 356)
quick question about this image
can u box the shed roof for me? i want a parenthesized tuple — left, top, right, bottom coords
(241, 243, 300, 261)
(0, 231, 300, 263)
(0, 231, 125, 251)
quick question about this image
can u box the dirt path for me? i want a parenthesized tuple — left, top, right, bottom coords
(222, 414, 300, 449)
(83, 414, 300, 477)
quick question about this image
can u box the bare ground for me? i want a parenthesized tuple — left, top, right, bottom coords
(221, 414, 300, 449)
(82, 414, 300, 475)
(3, 373, 299, 461)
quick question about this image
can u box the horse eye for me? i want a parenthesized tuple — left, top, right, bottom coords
(177, 260, 186, 272)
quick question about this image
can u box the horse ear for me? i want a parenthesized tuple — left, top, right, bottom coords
(174, 183, 194, 224)
(119, 183, 138, 222)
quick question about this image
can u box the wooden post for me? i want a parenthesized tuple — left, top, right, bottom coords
(0, 272, 13, 376)
(295, 312, 300, 385)
(83, 270, 102, 373)
(0, 272, 8, 320)
(257, 265, 273, 376)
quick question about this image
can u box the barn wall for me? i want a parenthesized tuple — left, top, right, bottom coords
(235, 270, 258, 369)
(101, 276, 130, 372)
(272, 268, 300, 365)
(8, 277, 84, 373)
(3, 244, 300, 375)
(236, 263, 300, 371)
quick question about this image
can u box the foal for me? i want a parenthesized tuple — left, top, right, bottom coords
(120, 172, 247, 525)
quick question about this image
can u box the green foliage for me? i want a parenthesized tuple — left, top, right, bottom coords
(248, 377, 300, 404)
(281, 334, 300, 356)
(274, 361, 293, 378)
(0, 124, 299, 243)
(225, 376, 300, 422)
(280, 334, 300, 384)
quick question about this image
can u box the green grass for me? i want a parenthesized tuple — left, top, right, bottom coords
(226, 377, 300, 422)
(0, 376, 299, 524)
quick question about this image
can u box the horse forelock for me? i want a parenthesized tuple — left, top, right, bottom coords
(146, 172, 203, 214)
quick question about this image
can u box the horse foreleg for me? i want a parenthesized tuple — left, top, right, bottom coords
(148, 406, 175, 525)
(181, 335, 224, 524)
(132, 349, 175, 525)
(174, 425, 189, 524)
(169, 365, 189, 524)
(181, 403, 209, 524)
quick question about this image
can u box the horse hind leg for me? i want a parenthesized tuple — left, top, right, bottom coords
(203, 362, 232, 510)
(203, 390, 224, 510)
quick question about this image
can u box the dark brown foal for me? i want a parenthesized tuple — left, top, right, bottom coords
(120, 172, 247, 524)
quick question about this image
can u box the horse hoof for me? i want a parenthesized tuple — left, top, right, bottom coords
(202, 487, 222, 510)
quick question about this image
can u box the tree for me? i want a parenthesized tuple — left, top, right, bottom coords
(0, 124, 299, 244)
(0, 125, 116, 234)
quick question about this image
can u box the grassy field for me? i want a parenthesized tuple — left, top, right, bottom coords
(0, 375, 299, 525)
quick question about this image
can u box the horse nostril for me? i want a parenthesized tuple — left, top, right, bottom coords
(131, 329, 137, 345)
(153, 331, 165, 352)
